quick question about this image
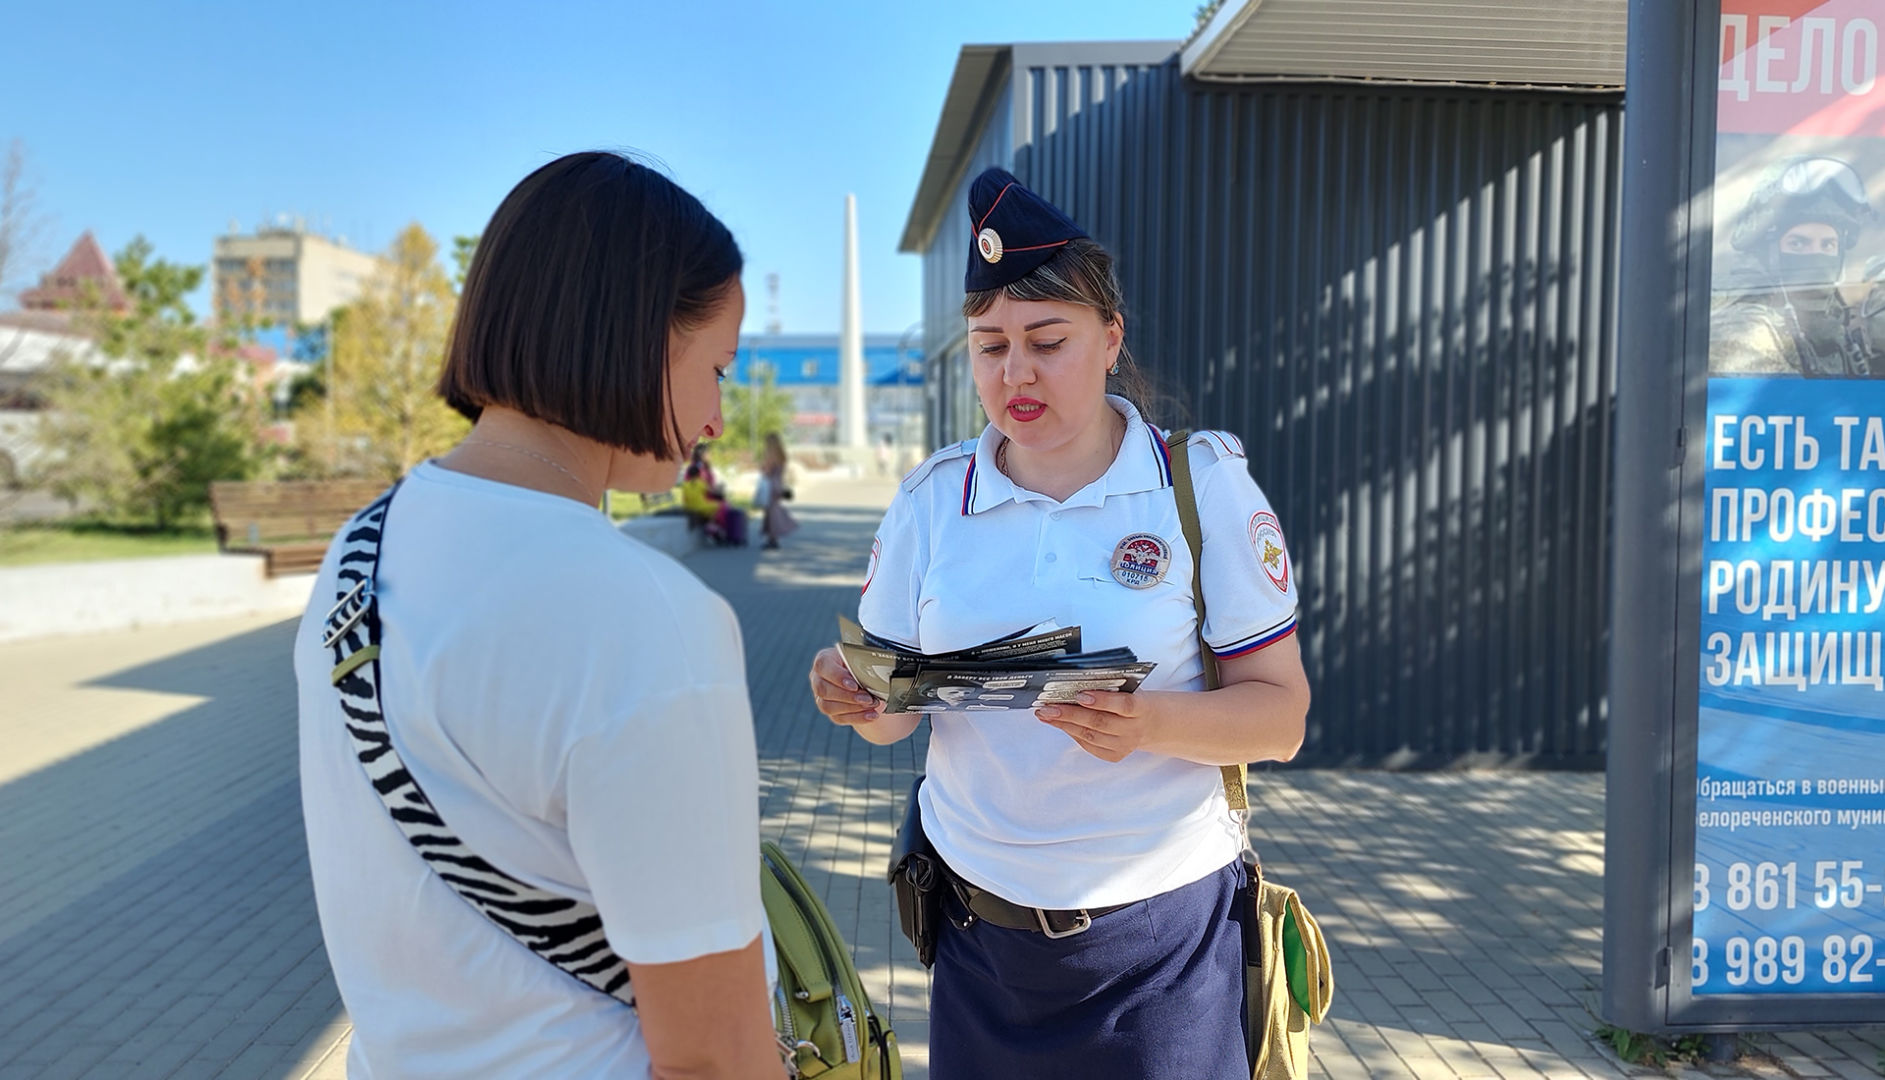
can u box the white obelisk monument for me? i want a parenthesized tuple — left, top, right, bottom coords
(839, 194, 867, 452)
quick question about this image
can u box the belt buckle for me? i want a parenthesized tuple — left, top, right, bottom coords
(1035, 907, 1092, 939)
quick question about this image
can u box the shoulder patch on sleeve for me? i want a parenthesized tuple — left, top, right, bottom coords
(899, 438, 978, 493)
(1186, 430, 1246, 462)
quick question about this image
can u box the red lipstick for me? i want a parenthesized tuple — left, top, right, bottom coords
(1006, 397, 1046, 422)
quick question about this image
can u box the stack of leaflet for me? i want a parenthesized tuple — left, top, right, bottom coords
(837, 616, 1157, 714)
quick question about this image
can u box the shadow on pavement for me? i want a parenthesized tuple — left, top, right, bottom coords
(0, 480, 1636, 1079)
(0, 491, 919, 1080)
(0, 617, 349, 1079)
(1256, 771, 1614, 1072)
(686, 496, 937, 1036)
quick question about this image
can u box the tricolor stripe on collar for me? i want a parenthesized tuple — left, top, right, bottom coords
(960, 406, 1173, 516)
(1147, 425, 1174, 487)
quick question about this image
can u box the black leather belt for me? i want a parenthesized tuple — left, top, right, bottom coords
(949, 878, 1132, 939)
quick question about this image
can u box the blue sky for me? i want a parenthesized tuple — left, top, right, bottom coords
(2, 1, 1192, 335)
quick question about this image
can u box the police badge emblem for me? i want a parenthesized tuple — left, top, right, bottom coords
(1249, 512, 1290, 592)
(977, 227, 1004, 263)
(1110, 533, 1171, 589)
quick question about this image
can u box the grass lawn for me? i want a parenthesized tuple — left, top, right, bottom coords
(0, 522, 219, 568)
(605, 486, 757, 523)
(605, 490, 664, 522)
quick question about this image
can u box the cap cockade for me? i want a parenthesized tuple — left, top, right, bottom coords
(964, 167, 1089, 293)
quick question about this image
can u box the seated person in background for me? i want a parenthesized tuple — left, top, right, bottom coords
(682, 444, 748, 545)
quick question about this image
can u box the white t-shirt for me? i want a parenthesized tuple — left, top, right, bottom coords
(294, 462, 764, 1079)
(858, 397, 1299, 910)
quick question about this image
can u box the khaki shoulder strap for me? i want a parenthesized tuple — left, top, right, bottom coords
(1165, 429, 1249, 813)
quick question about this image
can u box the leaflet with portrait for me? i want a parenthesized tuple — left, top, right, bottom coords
(836, 616, 1155, 713)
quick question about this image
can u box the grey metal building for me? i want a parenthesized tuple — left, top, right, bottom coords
(899, 3, 1627, 767)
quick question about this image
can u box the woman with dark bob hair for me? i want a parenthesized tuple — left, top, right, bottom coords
(294, 152, 783, 1078)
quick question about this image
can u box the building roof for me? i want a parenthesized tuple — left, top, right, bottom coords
(736, 333, 923, 387)
(740, 332, 908, 350)
(899, 44, 1010, 255)
(900, 16, 1625, 254)
(0, 309, 80, 334)
(898, 41, 1181, 255)
(0, 320, 98, 375)
(1181, 0, 1626, 88)
(19, 231, 128, 312)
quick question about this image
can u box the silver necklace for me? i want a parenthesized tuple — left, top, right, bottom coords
(462, 439, 590, 492)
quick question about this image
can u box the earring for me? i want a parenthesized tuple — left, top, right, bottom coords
(1108, 360, 1120, 375)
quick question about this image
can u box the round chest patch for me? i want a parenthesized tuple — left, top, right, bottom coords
(1249, 512, 1290, 593)
(1110, 532, 1172, 589)
(977, 227, 1004, 263)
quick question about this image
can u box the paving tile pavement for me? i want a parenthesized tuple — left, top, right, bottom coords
(0, 471, 1881, 1078)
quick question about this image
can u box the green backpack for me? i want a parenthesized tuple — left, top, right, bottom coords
(762, 841, 902, 1078)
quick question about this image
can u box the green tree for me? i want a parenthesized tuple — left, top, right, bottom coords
(303, 223, 467, 480)
(717, 366, 795, 461)
(38, 237, 265, 528)
(450, 234, 479, 291)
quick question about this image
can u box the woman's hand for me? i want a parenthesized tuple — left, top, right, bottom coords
(809, 647, 883, 725)
(1034, 691, 1163, 763)
(1037, 640, 1311, 766)
(808, 647, 924, 746)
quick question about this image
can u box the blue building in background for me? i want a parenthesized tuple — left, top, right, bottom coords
(732, 332, 925, 449)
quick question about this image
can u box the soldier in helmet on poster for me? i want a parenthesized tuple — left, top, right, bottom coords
(1710, 155, 1885, 378)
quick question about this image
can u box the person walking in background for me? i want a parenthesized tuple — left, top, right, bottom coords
(294, 151, 782, 1079)
(756, 432, 797, 550)
(806, 168, 1311, 1078)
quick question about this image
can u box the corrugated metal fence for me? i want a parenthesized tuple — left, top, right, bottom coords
(932, 58, 1623, 767)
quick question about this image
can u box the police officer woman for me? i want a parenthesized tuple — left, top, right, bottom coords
(807, 168, 1311, 1078)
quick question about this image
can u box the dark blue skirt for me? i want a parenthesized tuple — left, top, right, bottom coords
(929, 860, 1249, 1080)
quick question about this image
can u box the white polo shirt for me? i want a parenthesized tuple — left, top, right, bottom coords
(294, 463, 765, 1079)
(858, 397, 1299, 910)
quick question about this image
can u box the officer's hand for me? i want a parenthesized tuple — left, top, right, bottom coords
(1034, 691, 1157, 763)
(809, 647, 885, 726)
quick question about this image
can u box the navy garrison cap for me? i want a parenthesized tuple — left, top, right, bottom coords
(964, 168, 1088, 292)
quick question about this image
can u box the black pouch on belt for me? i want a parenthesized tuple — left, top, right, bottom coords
(886, 776, 941, 967)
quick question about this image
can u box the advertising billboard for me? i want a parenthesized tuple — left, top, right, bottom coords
(1606, 0, 1885, 1033)
(1694, 0, 1885, 1000)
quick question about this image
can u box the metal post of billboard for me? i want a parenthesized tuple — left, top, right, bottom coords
(1607, 0, 1885, 1037)
(1604, 0, 1701, 1031)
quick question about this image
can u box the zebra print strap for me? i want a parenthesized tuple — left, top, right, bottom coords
(324, 485, 635, 1006)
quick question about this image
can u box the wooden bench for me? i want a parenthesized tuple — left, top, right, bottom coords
(209, 479, 389, 577)
(640, 488, 711, 536)
(639, 488, 684, 515)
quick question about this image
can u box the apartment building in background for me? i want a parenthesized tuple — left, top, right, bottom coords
(212, 224, 383, 328)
